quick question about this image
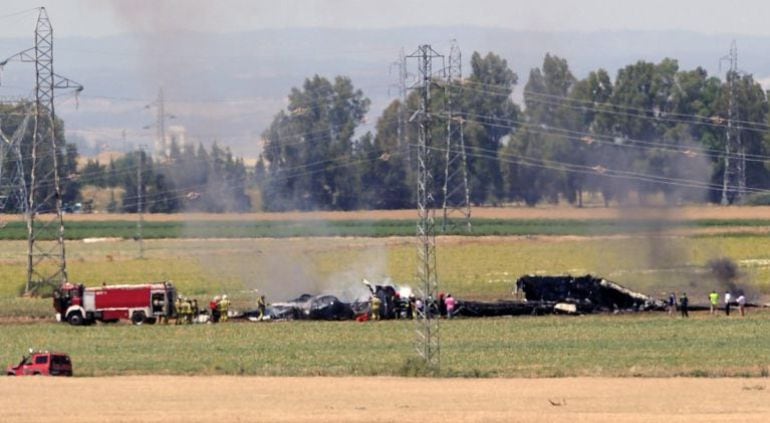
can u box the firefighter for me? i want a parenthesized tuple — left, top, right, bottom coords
(257, 295, 267, 320)
(190, 298, 200, 323)
(370, 295, 382, 321)
(219, 295, 230, 322)
(180, 297, 192, 324)
(175, 297, 183, 325)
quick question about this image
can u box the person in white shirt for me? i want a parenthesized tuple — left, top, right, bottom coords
(736, 294, 746, 317)
(724, 291, 732, 316)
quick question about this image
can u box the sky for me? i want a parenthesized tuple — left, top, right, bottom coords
(0, 0, 769, 38)
(1, 0, 769, 159)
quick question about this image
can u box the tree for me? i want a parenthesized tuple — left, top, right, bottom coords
(460, 52, 520, 205)
(261, 75, 370, 211)
(357, 101, 413, 209)
(504, 54, 576, 205)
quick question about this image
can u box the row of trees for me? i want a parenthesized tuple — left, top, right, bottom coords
(260, 51, 770, 210)
(80, 140, 251, 213)
(3, 50, 770, 213)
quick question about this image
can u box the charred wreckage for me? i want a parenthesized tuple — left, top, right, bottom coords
(237, 275, 666, 321)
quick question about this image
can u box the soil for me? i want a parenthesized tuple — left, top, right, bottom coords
(2, 376, 768, 422)
(32, 205, 770, 222)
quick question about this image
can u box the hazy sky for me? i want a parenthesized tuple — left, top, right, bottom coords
(0, 0, 768, 38)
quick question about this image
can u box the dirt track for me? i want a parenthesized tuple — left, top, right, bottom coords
(19, 204, 770, 222)
(2, 376, 768, 422)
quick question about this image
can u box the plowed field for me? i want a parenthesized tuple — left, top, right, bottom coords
(1, 376, 767, 422)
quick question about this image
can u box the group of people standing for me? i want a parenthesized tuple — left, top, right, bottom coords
(208, 295, 231, 323)
(667, 291, 746, 318)
(174, 297, 199, 324)
(708, 290, 746, 316)
(368, 292, 457, 320)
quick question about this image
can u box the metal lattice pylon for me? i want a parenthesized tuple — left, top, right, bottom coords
(407, 44, 444, 370)
(0, 105, 32, 215)
(441, 40, 472, 233)
(720, 40, 744, 205)
(0, 7, 83, 294)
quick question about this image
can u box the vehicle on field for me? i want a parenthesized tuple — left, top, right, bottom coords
(53, 282, 177, 325)
(6, 350, 72, 376)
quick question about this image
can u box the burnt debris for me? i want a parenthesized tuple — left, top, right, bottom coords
(515, 275, 665, 313)
(237, 274, 665, 321)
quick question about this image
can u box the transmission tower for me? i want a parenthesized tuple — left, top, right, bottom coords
(720, 40, 744, 205)
(0, 106, 32, 216)
(396, 48, 409, 164)
(441, 40, 472, 233)
(147, 88, 173, 159)
(407, 44, 444, 370)
(0, 7, 83, 294)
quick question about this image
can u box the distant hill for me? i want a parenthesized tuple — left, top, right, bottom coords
(1, 27, 768, 159)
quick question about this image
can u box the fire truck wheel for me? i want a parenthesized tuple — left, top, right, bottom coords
(145, 317, 157, 325)
(131, 311, 146, 325)
(67, 312, 84, 326)
(6, 372, 14, 376)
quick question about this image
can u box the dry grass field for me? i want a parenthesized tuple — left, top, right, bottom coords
(7, 204, 770, 222)
(2, 376, 769, 422)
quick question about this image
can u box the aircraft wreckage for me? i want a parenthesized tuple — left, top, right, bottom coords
(237, 275, 666, 321)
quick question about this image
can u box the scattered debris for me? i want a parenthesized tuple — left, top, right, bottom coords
(515, 275, 665, 313)
(237, 275, 667, 321)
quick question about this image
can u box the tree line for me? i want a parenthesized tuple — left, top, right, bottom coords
(261, 52, 770, 210)
(3, 50, 770, 213)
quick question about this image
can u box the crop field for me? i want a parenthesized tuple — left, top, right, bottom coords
(2, 207, 770, 380)
(2, 312, 770, 378)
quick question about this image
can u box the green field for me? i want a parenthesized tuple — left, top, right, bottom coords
(2, 234, 770, 316)
(0, 218, 769, 239)
(2, 313, 769, 377)
(3, 221, 770, 377)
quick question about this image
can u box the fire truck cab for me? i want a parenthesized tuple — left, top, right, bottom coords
(54, 282, 176, 326)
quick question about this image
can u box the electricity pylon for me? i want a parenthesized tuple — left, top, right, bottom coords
(441, 40, 472, 233)
(720, 41, 743, 205)
(407, 44, 444, 370)
(0, 7, 83, 294)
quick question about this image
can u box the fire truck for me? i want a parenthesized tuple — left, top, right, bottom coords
(53, 282, 177, 325)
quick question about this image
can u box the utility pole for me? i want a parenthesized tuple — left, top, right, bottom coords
(441, 40, 472, 233)
(0, 7, 83, 294)
(721, 40, 742, 205)
(407, 44, 444, 370)
(136, 146, 145, 259)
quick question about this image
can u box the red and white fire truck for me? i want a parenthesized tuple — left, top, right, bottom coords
(53, 282, 177, 325)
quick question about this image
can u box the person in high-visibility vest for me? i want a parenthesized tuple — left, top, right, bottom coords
(181, 298, 192, 324)
(709, 290, 719, 315)
(175, 297, 183, 325)
(256, 295, 267, 320)
(219, 295, 230, 322)
(370, 296, 382, 321)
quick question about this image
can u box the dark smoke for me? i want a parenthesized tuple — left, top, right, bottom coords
(706, 257, 756, 299)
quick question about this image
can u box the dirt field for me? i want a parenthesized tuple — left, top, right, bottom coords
(2, 376, 768, 422)
(6, 204, 770, 222)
